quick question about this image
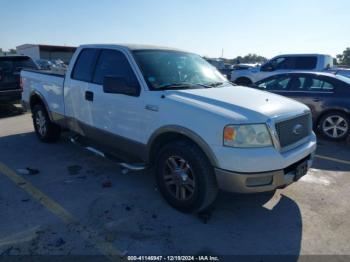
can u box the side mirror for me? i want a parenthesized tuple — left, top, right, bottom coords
(103, 76, 139, 96)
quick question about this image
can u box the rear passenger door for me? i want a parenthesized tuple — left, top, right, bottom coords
(64, 48, 99, 132)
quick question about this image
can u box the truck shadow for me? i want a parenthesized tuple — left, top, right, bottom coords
(0, 103, 23, 119)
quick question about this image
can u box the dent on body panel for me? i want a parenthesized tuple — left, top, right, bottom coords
(43, 78, 64, 115)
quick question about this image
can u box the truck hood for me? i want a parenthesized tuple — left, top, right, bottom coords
(166, 85, 309, 123)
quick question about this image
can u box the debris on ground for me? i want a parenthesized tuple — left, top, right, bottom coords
(21, 198, 30, 202)
(67, 165, 82, 175)
(55, 238, 66, 247)
(152, 214, 157, 219)
(17, 167, 39, 175)
(125, 206, 132, 211)
(26, 167, 39, 175)
(105, 233, 115, 242)
(197, 211, 212, 224)
(102, 180, 112, 188)
(63, 179, 74, 184)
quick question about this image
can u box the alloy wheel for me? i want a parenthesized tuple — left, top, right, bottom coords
(35, 110, 47, 137)
(163, 155, 196, 201)
(322, 115, 348, 139)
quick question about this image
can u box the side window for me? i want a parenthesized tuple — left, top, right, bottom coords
(71, 49, 99, 82)
(301, 77, 334, 91)
(258, 76, 292, 91)
(276, 57, 295, 70)
(288, 77, 306, 90)
(294, 57, 317, 70)
(93, 49, 139, 88)
(268, 57, 287, 70)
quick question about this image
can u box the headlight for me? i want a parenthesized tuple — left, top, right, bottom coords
(223, 124, 272, 148)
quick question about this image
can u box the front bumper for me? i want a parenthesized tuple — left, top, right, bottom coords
(215, 153, 314, 193)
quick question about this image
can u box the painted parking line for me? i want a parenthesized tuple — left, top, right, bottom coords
(0, 162, 125, 261)
(315, 154, 350, 165)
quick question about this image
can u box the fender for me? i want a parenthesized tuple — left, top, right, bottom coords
(29, 90, 54, 121)
(147, 125, 219, 167)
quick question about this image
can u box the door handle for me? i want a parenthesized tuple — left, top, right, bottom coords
(85, 91, 94, 101)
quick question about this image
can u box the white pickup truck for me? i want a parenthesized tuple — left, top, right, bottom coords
(231, 54, 334, 86)
(21, 44, 316, 212)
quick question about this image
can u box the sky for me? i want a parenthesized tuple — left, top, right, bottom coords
(1, 0, 349, 58)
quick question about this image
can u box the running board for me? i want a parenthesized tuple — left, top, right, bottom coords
(70, 135, 147, 171)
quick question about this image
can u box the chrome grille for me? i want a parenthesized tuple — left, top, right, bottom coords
(275, 113, 312, 148)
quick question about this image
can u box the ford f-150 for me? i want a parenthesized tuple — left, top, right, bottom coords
(21, 44, 316, 212)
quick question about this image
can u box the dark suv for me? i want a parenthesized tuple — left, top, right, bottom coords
(0, 56, 38, 104)
(253, 72, 350, 141)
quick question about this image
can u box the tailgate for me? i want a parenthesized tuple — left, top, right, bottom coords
(0, 70, 21, 91)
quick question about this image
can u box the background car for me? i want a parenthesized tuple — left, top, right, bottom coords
(231, 54, 334, 86)
(0, 55, 38, 104)
(36, 59, 54, 70)
(252, 72, 350, 141)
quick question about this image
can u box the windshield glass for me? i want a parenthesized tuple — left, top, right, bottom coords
(335, 74, 350, 85)
(133, 50, 227, 90)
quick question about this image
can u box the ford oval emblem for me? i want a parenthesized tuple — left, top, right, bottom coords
(293, 124, 303, 135)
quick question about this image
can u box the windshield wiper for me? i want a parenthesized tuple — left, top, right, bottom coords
(157, 82, 211, 90)
(204, 81, 227, 87)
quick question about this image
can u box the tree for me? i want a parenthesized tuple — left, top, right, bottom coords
(336, 48, 350, 66)
(220, 54, 267, 65)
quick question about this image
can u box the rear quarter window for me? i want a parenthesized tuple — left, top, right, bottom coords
(71, 49, 99, 82)
(294, 57, 317, 70)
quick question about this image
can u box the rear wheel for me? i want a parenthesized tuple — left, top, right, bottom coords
(319, 112, 350, 141)
(32, 104, 61, 143)
(155, 140, 218, 213)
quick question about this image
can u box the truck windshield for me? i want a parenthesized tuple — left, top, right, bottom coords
(133, 50, 227, 90)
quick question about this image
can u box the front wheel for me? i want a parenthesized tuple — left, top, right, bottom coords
(155, 140, 218, 213)
(32, 104, 61, 143)
(319, 112, 350, 141)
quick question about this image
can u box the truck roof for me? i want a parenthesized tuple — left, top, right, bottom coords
(273, 53, 332, 57)
(79, 44, 186, 52)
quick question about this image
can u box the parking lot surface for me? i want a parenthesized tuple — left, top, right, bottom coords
(1, 105, 350, 260)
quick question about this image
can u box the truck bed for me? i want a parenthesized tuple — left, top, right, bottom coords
(21, 69, 65, 118)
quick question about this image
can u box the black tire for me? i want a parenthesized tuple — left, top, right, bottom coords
(235, 77, 252, 86)
(32, 104, 61, 143)
(155, 140, 218, 213)
(318, 111, 350, 141)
